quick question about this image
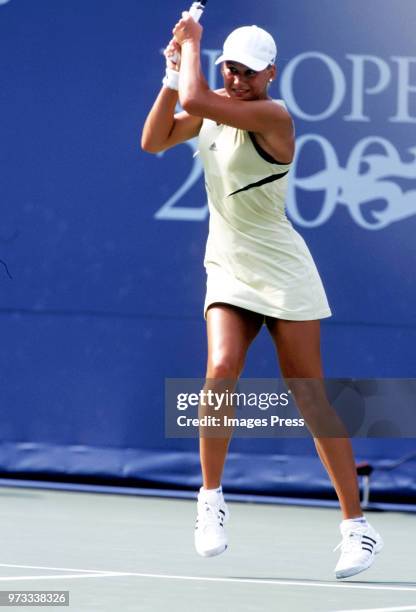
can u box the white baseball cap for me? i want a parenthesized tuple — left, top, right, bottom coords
(215, 26, 277, 72)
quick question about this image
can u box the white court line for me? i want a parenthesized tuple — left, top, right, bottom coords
(108, 573, 416, 592)
(0, 573, 124, 582)
(0, 565, 415, 592)
(333, 606, 416, 612)
(0, 563, 121, 575)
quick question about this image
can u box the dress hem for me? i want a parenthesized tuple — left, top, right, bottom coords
(204, 296, 332, 321)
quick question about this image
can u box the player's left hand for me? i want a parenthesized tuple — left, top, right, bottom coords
(173, 12, 203, 46)
(164, 38, 181, 70)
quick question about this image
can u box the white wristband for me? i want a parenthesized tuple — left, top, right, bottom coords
(162, 68, 179, 91)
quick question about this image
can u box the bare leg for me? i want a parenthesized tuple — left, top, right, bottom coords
(201, 304, 263, 489)
(265, 317, 362, 519)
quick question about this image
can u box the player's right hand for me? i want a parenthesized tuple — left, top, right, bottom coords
(164, 38, 181, 71)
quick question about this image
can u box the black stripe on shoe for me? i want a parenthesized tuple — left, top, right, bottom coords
(362, 546, 374, 553)
(219, 509, 225, 516)
(362, 536, 377, 544)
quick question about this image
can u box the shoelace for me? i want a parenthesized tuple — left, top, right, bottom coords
(333, 529, 366, 554)
(196, 502, 224, 530)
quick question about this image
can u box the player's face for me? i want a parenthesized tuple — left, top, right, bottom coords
(222, 61, 275, 100)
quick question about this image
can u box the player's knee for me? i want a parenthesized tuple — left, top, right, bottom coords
(288, 380, 328, 417)
(206, 353, 242, 380)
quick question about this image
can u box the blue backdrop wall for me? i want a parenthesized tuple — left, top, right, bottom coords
(0, 0, 415, 500)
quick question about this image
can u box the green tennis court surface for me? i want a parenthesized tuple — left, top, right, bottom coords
(0, 486, 414, 611)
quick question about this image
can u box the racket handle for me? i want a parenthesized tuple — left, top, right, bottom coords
(169, 1, 206, 65)
(188, 1, 206, 22)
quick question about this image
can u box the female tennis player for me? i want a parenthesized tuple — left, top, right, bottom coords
(141, 15, 383, 579)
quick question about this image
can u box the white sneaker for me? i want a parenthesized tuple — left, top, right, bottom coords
(334, 521, 384, 579)
(194, 487, 230, 557)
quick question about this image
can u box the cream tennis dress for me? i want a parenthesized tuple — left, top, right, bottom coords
(198, 107, 332, 321)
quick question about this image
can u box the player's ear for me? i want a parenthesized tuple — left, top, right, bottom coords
(268, 64, 277, 81)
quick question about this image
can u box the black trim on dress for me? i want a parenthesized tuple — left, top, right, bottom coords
(248, 132, 290, 165)
(227, 171, 289, 197)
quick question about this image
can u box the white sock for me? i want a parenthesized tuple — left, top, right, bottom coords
(199, 486, 222, 503)
(342, 516, 368, 528)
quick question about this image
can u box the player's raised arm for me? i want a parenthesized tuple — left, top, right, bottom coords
(173, 14, 292, 135)
(141, 37, 202, 154)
